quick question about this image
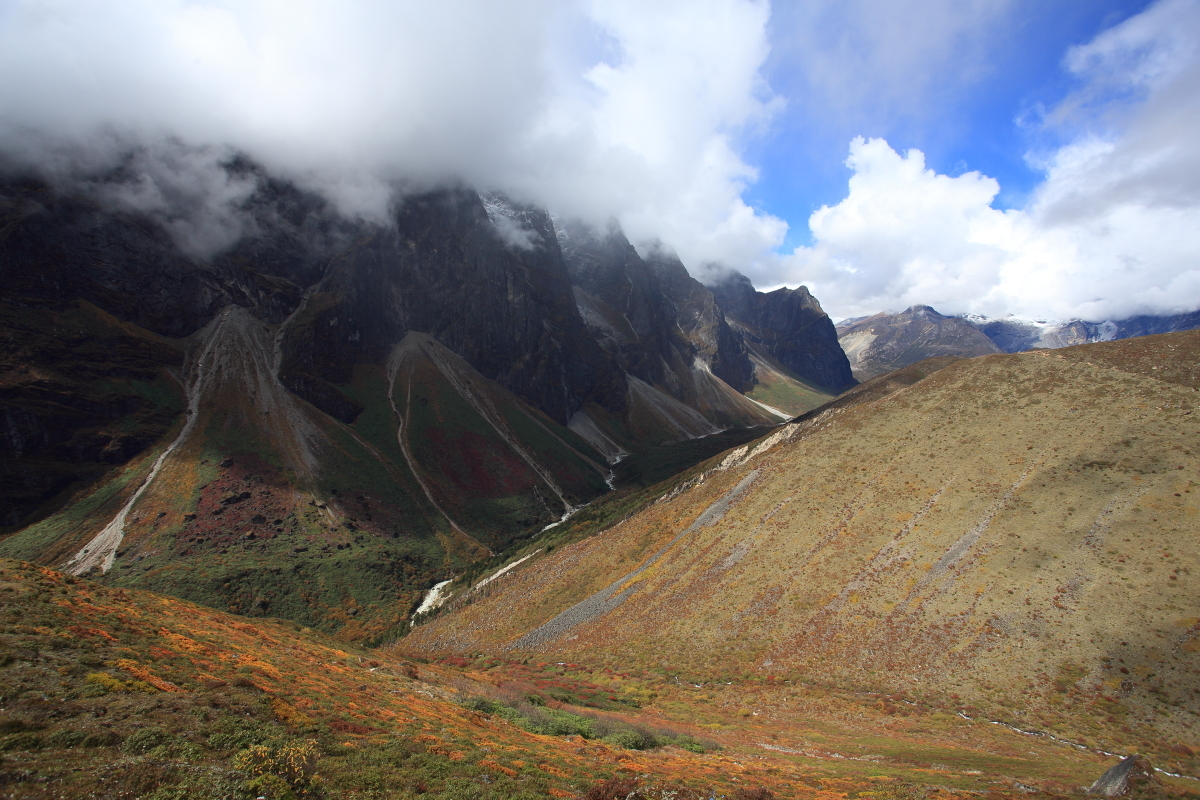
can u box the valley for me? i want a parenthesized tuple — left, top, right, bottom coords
(1, 166, 1197, 799)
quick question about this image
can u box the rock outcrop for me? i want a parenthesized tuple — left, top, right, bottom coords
(1087, 755, 1159, 797)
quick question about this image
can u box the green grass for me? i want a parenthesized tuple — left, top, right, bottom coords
(745, 372, 834, 417)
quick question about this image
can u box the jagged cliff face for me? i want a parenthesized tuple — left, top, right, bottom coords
(558, 222, 778, 440)
(709, 270, 856, 394)
(0, 162, 853, 636)
(0, 172, 621, 636)
(836, 304, 1001, 381)
(642, 250, 754, 393)
(276, 190, 626, 428)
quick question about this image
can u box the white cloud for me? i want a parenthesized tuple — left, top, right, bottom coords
(776, 0, 1200, 322)
(0, 0, 785, 267)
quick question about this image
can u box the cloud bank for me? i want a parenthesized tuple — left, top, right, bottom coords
(772, 0, 1200, 322)
(0, 0, 785, 268)
(1, 0, 1197, 323)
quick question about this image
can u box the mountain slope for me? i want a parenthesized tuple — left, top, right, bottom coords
(0, 163, 857, 642)
(559, 223, 778, 447)
(836, 305, 1001, 380)
(0, 303, 610, 641)
(8, 557, 1150, 799)
(403, 330, 1200, 768)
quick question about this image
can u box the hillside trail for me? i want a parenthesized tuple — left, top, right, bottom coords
(385, 341, 489, 554)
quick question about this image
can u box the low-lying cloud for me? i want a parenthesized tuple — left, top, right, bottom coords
(0, 0, 785, 268)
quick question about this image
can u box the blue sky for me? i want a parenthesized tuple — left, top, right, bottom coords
(0, 0, 1196, 321)
(751, 0, 1156, 252)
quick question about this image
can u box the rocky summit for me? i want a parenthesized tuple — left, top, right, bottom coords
(835, 304, 1001, 381)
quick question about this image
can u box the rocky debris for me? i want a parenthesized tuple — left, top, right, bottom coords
(1087, 754, 1159, 796)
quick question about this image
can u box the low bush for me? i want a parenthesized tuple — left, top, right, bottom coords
(121, 727, 173, 755)
(233, 738, 322, 797)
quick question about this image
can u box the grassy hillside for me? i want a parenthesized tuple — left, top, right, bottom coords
(402, 330, 1200, 784)
(742, 345, 837, 417)
(0, 315, 610, 643)
(0, 557, 1118, 800)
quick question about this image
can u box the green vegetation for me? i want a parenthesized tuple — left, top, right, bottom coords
(461, 696, 710, 753)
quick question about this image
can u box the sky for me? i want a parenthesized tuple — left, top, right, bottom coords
(0, 0, 1196, 322)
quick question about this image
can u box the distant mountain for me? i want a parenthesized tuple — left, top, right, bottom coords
(0, 162, 847, 637)
(963, 310, 1200, 353)
(835, 304, 1000, 380)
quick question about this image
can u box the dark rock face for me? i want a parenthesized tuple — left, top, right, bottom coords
(0, 174, 338, 338)
(0, 299, 183, 531)
(1110, 310, 1200, 340)
(835, 304, 1001, 381)
(557, 223, 777, 433)
(276, 189, 625, 425)
(0, 167, 628, 532)
(709, 271, 856, 392)
(1087, 754, 1158, 796)
(643, 250, 754, 392)
(559, 220, 689, 391)
(1, 172, 624, 428)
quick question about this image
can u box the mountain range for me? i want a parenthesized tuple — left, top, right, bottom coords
(837, 304, 1200, 380)
(2, 156, 1198, 799)
(0, 161, 850, 642)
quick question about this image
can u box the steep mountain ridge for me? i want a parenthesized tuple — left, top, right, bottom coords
(557, 222, 779, 448)
(708, 270, 856, 396)
(404, 330, 1200, 767)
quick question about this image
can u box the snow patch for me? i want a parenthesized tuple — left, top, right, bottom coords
(413, 580, 453, 619)
(481, 193, 541, 251)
